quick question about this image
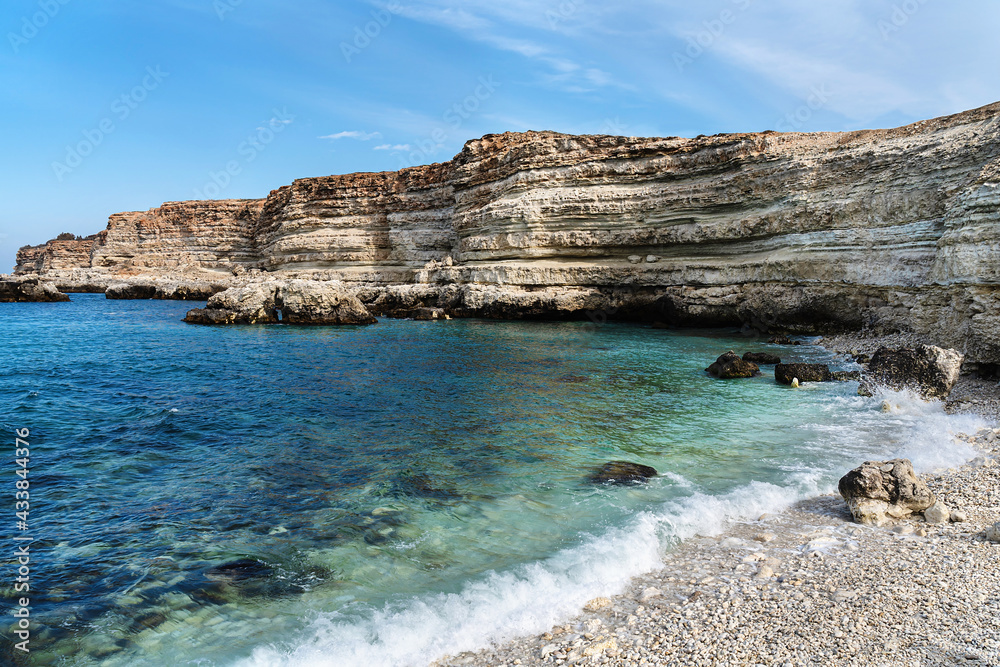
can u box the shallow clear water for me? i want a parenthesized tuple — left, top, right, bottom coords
(0, 294, 988, 666)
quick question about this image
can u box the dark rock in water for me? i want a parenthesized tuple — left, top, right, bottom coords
(0, 278, 70, 302)
(767, 334, 801, 345)
(130, 612, 168, 632)
(205, 558, 273, 582)
(853, 353, 871, 364)
(651, 322, 671, 329)
(393, 472, 462, 501)
(706, 351, 760, 379)
(774, 363, 832, 384)
(838, 458, 935, 526)
(743, 352, 782, 365)
(590, 461, 658, 485)
(106, 282, 158, 300)
(831, 370, 862, 382)
(865, 345, 963, 399)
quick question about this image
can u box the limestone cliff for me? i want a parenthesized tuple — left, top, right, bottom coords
(15, 102, 1000, 361)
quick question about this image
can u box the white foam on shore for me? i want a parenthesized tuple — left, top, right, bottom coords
(235, 390, 991, 667)
(235, 481, 807, 667)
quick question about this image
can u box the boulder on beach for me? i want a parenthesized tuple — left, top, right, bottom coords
(185, 280, 377, 326)
(589, 461, 658, 485)
(864, 345, 964, 400)
(774, 363, 832, 385)
(706, 351, 760, 379)
(838, 459, 936, 526)
(743, 352, 782, 365)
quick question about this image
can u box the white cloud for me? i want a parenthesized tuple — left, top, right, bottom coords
(319, 130, 383, 141)
(374, 143, 413, 151)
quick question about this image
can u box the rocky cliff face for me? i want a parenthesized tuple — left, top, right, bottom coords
(16, 102, 1000, 361)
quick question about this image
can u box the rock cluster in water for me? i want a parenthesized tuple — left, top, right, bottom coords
(184, 280, 376, 326)
(0, 277, 70, 302)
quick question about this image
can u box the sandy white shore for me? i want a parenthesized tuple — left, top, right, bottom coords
(432, 338, 1000, 667)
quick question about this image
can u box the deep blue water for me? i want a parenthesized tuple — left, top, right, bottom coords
(0, 294, 986, 666)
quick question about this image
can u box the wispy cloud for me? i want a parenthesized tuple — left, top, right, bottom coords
(374, 143, 413, 151)
(318, 130, 383, 141)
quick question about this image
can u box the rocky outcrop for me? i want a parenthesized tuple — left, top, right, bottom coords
(589, 461, 658, 485)
(184, 280, 376, 326)
(774, 363, 832, 385)
(15, 103, 1000, 362)
(743, 352, 781, 365)
(105, 280, 222, 300)
(0, 278, 70, 302)
(838, 459, 936, 526)
(864, 345, 964, 399)
(707, 351, 760, 379)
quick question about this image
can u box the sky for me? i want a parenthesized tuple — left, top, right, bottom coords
(1, 0, 999, 272)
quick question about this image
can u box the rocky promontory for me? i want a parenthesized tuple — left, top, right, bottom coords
(13, 102, 1000, 359)
(0, 277, 70, 303)
(183, 280, 377, 326)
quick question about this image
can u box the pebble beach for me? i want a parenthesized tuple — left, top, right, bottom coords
(434, 337, 1000, 667)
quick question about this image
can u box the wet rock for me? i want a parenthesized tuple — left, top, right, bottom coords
(865, 345, 964, 400)
(831, 370, 862, 382)
(583, 597, 613, 612)
(589, 461, 658, 485)
(205, 558, 274, 582)
(393, 472, 462, 501)
(0, 278, 70, 302)
(706, 351, 760, 379)
(743, 352, 782, 365)
(768, 334, 801, 345)
(775, 363, 832, 384)
(838, 459, 936, 526)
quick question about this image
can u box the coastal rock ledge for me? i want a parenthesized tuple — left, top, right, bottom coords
(0, 278, 70, 303)
(13, 102, 1000, 363)
(184, 280, 377, 326)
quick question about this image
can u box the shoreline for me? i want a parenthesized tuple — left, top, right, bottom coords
(431, 334, 1000, 667)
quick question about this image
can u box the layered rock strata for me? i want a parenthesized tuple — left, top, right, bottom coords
(14, 103, 1000, 360)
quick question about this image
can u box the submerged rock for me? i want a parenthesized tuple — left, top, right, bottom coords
(838, 459, 935, 526)
(185, 279, 377, 326)
(774, 363, 832, 384)
(589, 461, 658, 485)
(743, 352, 782, 365)
(0, 278, 70, 302)
(706, 351, 760, 379)
(205, 558, 274, 582)
(864, 345, 963, 400)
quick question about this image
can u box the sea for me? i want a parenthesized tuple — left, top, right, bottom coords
(0, 294, 989, 666)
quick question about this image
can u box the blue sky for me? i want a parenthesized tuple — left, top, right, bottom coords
(2, 0, 999, 272)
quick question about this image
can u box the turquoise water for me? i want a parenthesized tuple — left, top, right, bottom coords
(0, 294, 987, 666)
